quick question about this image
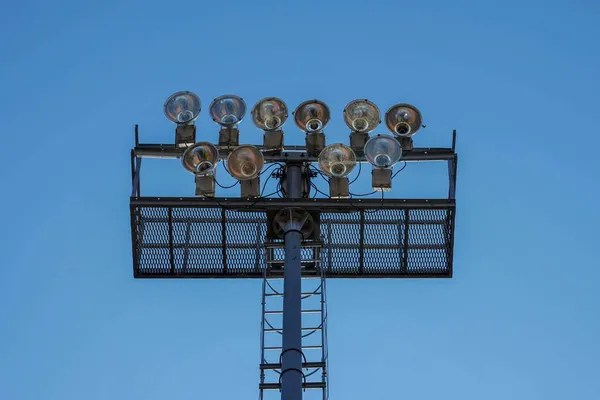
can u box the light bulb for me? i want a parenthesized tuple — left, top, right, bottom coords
(343, 99, 381, 133)
(227, 145, 264, 180)
(318, 143, 356, 177)
(294, 100, 330, 133)
(364, 134, 402, 168)
(164, 91, 201, 124)
(182, 142, 219, 175)
(385, 103, 422, 137)
(252, 97, 288, 131)
(209, 95, 247, 126)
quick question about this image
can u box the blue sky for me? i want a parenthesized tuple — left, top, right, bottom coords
(1, 0, 599, 399)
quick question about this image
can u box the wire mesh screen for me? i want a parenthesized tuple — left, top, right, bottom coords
(131, 199, 455, 278)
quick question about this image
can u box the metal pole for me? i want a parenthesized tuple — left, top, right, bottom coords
(281, 163, 303, 400)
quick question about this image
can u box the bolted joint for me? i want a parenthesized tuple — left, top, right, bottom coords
(195, 174, 215, 197)
(263, 130, 284, 152)
(175, 125, 196, 148)
(349, 131, 370, 156)
(372, 168, 392, 192)
(329, 176, 349, 199)
(240, 176, 260, 198)
(218, 127, 240, 148)
(397, 136, 413, 152)
(305, 132, 326, 156)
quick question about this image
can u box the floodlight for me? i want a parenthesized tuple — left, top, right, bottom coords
(318, 143, 356, 178)
(294, 100, 330, 133)
(164, 91, 201, 125)
(181, 142, 219, 175)
(343, 99, 381, 133)
(209, 95, 247, 126)
(364, 134, 402, 168)
(385, 104, 422, 137)
(252, 97, 288, 131)
(227, 145, 264, 180)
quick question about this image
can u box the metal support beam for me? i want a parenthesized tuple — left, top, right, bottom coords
(281, 163, 304, 400)
(133, 143, 456, 162)
(130, 197, 455, 210)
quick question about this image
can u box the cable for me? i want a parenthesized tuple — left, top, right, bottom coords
(392, 161, 407, 178)
(349, 190, 376, 197)
(309, 165, 330, 183)
(349, 162, 362, 184)
(310, 183, 330, 198)
(244, 166, 284, 209)
(215, 178, 239, 189)
(261, 162, 284, 176)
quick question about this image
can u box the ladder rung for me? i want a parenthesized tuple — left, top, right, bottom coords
(260, 361, 326, 370)
(264, 327, 322, 332)
(265, 292, 321, 297)
(260, 382, 326, 390)
(264, 345, 322, 351)
(265, 310, 321, 315)
(264, 242, 325, 249)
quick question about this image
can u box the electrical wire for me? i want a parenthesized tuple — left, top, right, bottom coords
(244, 166, 284, 208)
(349, 162, 362, 184)
(310, 183, 330, 198)
(392, 161, 407, 178)
(349, 190, 376, 197)
(212, 163, 240, 189)
(261, 162, 284, 176)
(309, 166, 330, 183)
(215, 178, 239, 189)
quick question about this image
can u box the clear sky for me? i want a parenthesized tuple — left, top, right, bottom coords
(1, 0, 599, 399)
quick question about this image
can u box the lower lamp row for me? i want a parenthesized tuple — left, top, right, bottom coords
(182, 134, 403, 198)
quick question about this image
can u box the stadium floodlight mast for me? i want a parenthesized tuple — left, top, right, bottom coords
(129, 91, 459, 400)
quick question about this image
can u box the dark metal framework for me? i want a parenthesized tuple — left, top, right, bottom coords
(130, 198, 455, 278)
(128, 125, 458, 399)
(129, 127, 458, 279)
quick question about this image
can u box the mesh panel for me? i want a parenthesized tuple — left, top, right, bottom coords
(131, 202, 454, 278)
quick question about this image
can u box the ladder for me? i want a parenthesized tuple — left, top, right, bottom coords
(259, 241, 329, 400)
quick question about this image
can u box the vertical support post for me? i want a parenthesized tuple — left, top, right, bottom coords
(402, 209, 410, 273)
(168, 208, 175, 274)
(221, 208, 228, 274)
(281, 163, 304, 400)
(448, 155, 457, 200)
(359, 210, 365, 274)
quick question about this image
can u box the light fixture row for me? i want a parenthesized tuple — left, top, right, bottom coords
(183, 134, 401, 176)
(164, 91, 423, 138)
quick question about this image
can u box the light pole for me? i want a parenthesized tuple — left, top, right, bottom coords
(129, 91, 458, 400)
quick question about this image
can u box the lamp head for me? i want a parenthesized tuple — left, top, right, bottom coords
(252, 97, 288, 131)
(294, 100, 330, 133)
(164, 91, 201, 125)
(364, 134, 402, 168)
(209, 95, 247, 126)
(385, 103, 422, 137)
(343, 99, 381, 133)
(227, 145, 264, 180)
(318, 143, 356, 177)
(182, 142, 219, 175)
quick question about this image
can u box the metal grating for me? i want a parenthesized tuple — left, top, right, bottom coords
(130, 197, 455, 278)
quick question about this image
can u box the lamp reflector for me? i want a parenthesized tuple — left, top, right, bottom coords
(385, 103, 422, 137)
(364, 134, 402, 168)
(318, 143, 356, 177)
(252, 97, 288, 131)
(294, 100, 330, 132)
(343, 99, 381, 133)
(164, 91, 201, 124)
(209, 95, 247, 126)
(182, 142, 219, 175)
(227, 145, 264, 180)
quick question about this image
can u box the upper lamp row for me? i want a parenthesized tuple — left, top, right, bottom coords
(164, 91, 423, 138)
